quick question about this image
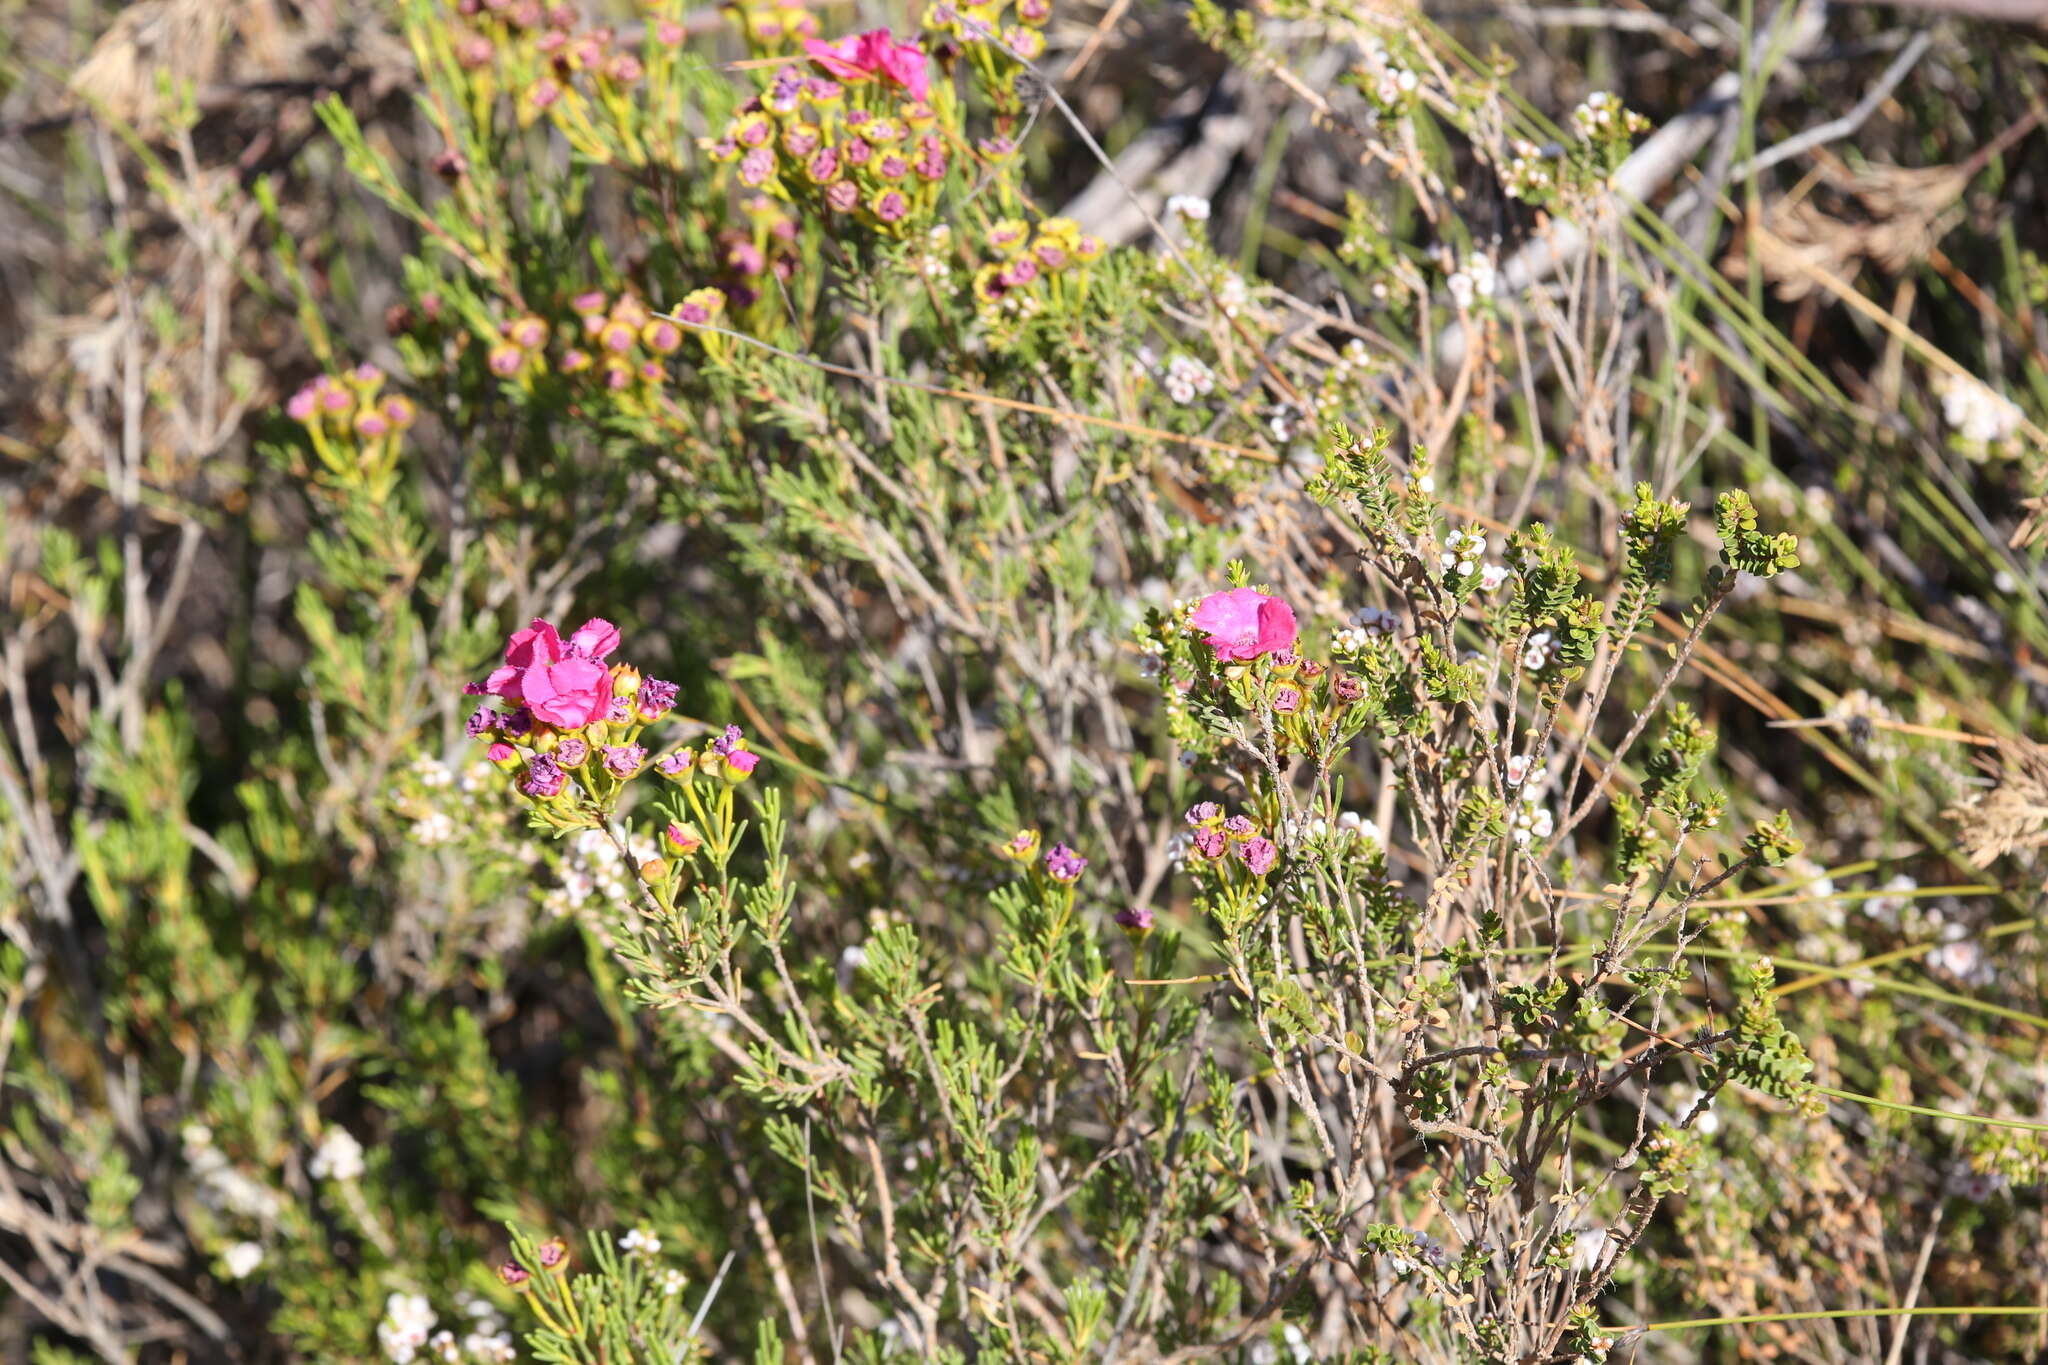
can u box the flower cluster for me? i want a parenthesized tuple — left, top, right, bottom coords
(1569, 90, 1650, 172)
(1354, 40, 1423, 117)
(996, 827, 1089, 885)
(460, 616, 732, 843)
(285, 364, 418, 500)
(378, 1292, 437, 1364)
(1936, 372, 2024, 453)
(703, 29, 949, 235)
(550, 289, 714, 395)
(970, 215, 1107, 326)
(1499, 137, 1554, 202)
(1181, 803, 1283, 879)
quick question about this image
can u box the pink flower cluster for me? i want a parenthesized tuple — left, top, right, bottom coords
(1184, 802, 1278, 876)
(701, 29, 947, 232)
(285, 364, 417, 441)
(464, 615, 726, 808)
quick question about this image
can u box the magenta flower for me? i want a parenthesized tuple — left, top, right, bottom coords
(1188, 588, 1298, 662)
(1237, 837, 1278, 875)
(636, 678, 678, 720)
(1184, 801, 1222, 826)
(1270, 685, 1303, 714)
(1115, 905, 1154, 934)
(466, 707, 498, 738)
(802, 30, 931, 101)
(474, 617, 620, 729)
(1222, 815, 1256, 839)
(724, 749, 760, 779)
(655, 750, 692, 777)
(520, 754, 567, 798)
(1044, 843, 1088, 883)
(604, 744, 645, 776)
(1192, 828, 1227, 859)
(1332, 674, 1364, 702)
(487, 741, 520, 767)
(286, 385, 319, 422)
(711, 724, 746, 756)
(554, 736, 589, 766)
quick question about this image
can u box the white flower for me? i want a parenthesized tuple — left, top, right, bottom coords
(1447, 271, 1475, 310)
(223, 1241, 264, 1279)
(411, 811, 457, 847)
(1466, 253, 1497, 298)
(1512, 791, 1553, 847)
(429, 1331, 461, 1363)
(1163, 354, 1215, 404)
(1864, 873, 1917, 923)
(661, 1268, 687, 1296)
(1504, 754, 1533, 786)
(837, 944, 868, 990)
(619, 1226, 662, 1257)
(463, 1331, 515, 1362)
(1353, 606, 1401, 636)
(1331, 627, 1367, 656)
(1217, 271, 1249, 316)
(1165, 194, 1211, 222)
(1478, 562, 1510, 593)
(1336, 811, 1382, 844)
(309, 1127, 366, 1182)
(1937, 373, 2022, 446)
(1522, 630, 1554, 672)
(378, 1293, 437, 1364)
(412, 756, 453, 789)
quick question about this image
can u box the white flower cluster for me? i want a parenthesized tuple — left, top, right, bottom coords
(619, 1226, 663, 1257)
(1511, 789, 1554, 847)
(1936, 373, 2022, 448)
(309, 1126, 366, 1182)
(1216, 270, 1249, 317)
(914, 226, 954, 281)
(425, 1293, 515, 1363)
(543, 827, 643, 919)
(1332, 605, 1401, 657)
(1570, 90, 1628, 138)
(412, 755, 454, 789)
(1440, 527, 1501, 579)
(1162, 353, 1216, 405)
(1165, 194, 1211, 222)
(181, 1122, 284, 1221)
(1338, 810, 1383, 843)
(1360, 42, 1421, 111)
(1521, 629, 1555, 672)
(379, 1293, 437, 1364)
(1500, 137, 1552, 200)
(410, 811, 458, 847)
(1445, 253, 1497, 310)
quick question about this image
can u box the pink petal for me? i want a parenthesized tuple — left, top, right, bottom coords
(567, 617, 621, 659)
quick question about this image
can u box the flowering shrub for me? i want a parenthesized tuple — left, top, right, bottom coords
(7, 0, 2048, 1362)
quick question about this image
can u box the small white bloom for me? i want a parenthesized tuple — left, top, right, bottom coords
(1165, 194, 1211, 222)
(1447, 271, 1475, 309)
(619, 1227, 662, 1256)
(223, 1241, 264, 1279)
(1937, 373, 2022, 447)
(309, 1127, 366, 1182)
(1479, 562, 1510, 593)
(1504, 754, 1533, 786)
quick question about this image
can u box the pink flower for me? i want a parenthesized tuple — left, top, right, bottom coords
(802, 29, 930, 100)
(1237, 837, 1278, 876)
(474, 617, 622, 728)
(1187, 588, 1298, 662)
(524, 658, 613, 728)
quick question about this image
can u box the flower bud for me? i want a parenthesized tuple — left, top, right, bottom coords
(665, 822, 702, 856)
(637, 858, 666, 883)
(498, 1260, 532, 1290)
(1115, 905, 1154, 936)
(537, 1237, 570, 1272)
(487, 742, 520, 768)
(722, 749, 759, 782)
